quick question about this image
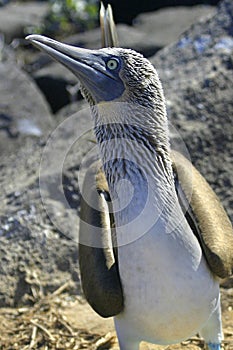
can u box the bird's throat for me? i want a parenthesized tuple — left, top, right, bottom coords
(93, 105, 177, 237)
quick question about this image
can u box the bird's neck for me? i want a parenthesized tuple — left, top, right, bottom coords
(92, 102, 178, 236)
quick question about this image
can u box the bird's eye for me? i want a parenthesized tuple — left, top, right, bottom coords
(106, 58, 119, 70)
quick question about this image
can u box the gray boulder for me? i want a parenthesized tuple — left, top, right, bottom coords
(134, 5, 216, 49)
(0, 2, 49, 43)
(0, 59, 53, 155)
(151, 0, 233, 220)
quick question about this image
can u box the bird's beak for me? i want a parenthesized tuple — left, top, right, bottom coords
(26, 34, 124, 102)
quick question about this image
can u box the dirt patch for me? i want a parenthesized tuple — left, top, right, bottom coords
(0, 282, 232, 350)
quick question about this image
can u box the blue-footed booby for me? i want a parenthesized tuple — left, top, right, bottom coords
(26, 10, 233, 350)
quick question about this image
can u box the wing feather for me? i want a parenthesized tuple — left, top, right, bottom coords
(79, 160, 123, 317)
(172, 150, 233, 278)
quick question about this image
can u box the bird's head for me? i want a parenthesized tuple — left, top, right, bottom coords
(26, 35, 165, 112)
(26, 35, 173, 197)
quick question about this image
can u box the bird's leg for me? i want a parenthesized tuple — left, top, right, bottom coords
(114, 318, 140, 350)
(207, 344, 221, 350)
(117, 338, 140, 350)
(200, 296, 223, 350)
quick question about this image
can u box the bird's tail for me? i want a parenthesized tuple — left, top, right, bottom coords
(100, 2, 119, 48)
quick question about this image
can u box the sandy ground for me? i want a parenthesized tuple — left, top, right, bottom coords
(0, 282, 232, 350)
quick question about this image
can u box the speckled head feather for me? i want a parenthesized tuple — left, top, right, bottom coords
(119, 49, 166, 107)
(80, 47, 166, 111)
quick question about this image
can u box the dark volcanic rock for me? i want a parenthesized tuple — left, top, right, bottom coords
(151, 0, 233, 220)
(34, 74, 77, 114)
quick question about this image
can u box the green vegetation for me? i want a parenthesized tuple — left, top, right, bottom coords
(28, 0, 98, 37)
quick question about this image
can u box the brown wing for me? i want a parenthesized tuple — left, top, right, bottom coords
(172, 150, 233, 279)
(79, 159, 123, 318)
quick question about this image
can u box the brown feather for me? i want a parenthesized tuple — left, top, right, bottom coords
(171, 150, 233, 278)
(79, 160, 123, 317)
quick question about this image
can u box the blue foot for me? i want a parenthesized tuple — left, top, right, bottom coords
(207, 343, 221, 350)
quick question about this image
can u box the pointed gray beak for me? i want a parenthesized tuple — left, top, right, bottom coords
(26, 34, 124, 102)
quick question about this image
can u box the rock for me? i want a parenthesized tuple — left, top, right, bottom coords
(46, 100, 96, 239)
(33, 73, 78, 113)
(0, 99, 94, 306)
(116, 24, 159, 57)
(0, 2, 49, 43)
(151, 0, 233, 220)
(0, 136, 81, 306)
(0, 59, 53, 155)
(68, 24, 162, 56)
(102, 0, 220, 24)
(133, 5, 216, 48)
